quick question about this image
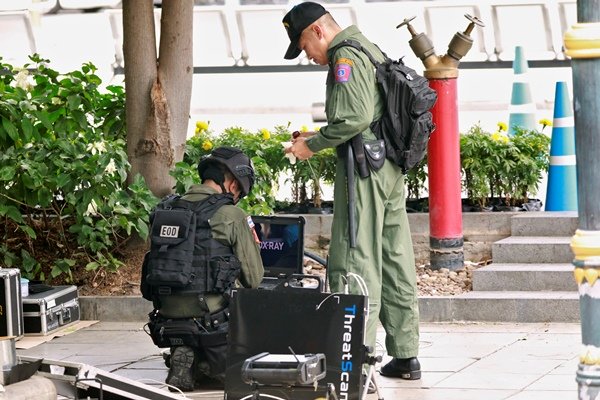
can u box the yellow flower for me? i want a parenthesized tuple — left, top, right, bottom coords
(196, 120, 209, 132)
(300, 125, 309, 132)
(260, 128, 271, 140)
(539, 118, 552, 131)
(202, 140, 213, 151)
(497, 122, 507, 132)
(313, 126, 320, 132)
(491, 132, 509, 143)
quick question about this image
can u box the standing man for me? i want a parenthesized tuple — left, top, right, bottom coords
(142, 146, 264, 391)
(281, 2, 420, 380)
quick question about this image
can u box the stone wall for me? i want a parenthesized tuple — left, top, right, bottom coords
(301, 212, 518, 265)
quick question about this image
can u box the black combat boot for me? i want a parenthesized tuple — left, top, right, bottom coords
(166, 346, 196, 392)
(379, 357, 421, 380)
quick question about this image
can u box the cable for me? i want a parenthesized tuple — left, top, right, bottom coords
(315, 292, 344, 310)
(240, 393, 288, 400)
(346, 272, 369, 298)
(304, 251, 327, 267)
(134, 378, 189, 398)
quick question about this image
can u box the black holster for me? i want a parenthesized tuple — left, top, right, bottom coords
(337, 135, 386, 179)
(351, 135, 370, 178)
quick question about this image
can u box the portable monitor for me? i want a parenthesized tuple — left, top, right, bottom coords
(252, 215, 305, 285)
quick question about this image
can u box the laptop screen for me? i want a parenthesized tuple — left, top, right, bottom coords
(252, 215, 305, 278)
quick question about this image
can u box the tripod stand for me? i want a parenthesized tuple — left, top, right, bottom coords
(361, 346, 383, 400)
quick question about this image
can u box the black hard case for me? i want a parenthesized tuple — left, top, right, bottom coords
(0, 268, 24, 339)
(22, 285, 80, 335)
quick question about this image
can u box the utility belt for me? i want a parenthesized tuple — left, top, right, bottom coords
(145, 308, 230, 349)
(201, 308, 230, 332)
(337, 134, 386, 179)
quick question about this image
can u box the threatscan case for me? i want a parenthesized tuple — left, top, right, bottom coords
(225, 289, 367, 400)
(22, 285, 80, 335)
(0, 268, 24, 339)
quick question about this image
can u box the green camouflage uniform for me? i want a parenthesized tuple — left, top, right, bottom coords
(306, 26, 419, 358)
(159, 184, 264, 318)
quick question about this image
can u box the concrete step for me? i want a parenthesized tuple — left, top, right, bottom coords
(419, 291, 580, 323)
(492, 236, 573, 264)
(510, 211, 578, 237)
(80, 291, 581, 324)
(472, 263, 577, 291)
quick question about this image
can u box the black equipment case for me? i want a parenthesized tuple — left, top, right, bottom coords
(0, 268, 24, 339)
(22, 285, 80, 335)
(225, 289, 367, 400)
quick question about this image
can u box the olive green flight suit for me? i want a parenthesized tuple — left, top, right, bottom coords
(306, 26, 419, 359)
(159, 184, 264, 319)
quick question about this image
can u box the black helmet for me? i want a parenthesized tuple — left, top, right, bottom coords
(197, 146, 255, 198)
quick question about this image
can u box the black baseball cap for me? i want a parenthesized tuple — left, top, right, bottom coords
(282, 2, 328, 60)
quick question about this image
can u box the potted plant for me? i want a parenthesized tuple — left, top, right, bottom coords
(459, 122, 550, 211)
(287, 146, 336, 213)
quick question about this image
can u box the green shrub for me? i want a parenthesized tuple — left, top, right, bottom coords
(171, 123, 294, 215)
(0, 55, 158, 282)
(460, 123, 550, 207)
(405, 158, 427, 200)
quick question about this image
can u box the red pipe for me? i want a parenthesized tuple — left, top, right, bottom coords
(427, 78, 463, 240)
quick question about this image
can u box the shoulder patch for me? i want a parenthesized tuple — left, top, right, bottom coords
(247, 216, 260, 244)
(334, 59, 352, 83)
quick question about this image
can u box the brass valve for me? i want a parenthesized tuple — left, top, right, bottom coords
(397, 14, 484, 79)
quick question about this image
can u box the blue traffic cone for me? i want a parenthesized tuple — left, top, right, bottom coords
(545, 81, 577, 211)
(508, 46, 537, 135)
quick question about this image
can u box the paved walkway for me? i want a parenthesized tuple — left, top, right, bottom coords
(15, 321, 579, 399)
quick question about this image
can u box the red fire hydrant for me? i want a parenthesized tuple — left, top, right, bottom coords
(398, 15, 484, 270)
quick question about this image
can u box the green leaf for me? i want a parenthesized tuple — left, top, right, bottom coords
(21, 249, 39, 273)
(72, 110, 87, 129)
(1, 118, 18, 141)
(85, 261, 100, 271)
(48, 108, 64, 123)
(20, 225, 37, 239)
(51, 265, 63, 278)
(21, 118, 33, 141)
(136, 218, 149, 239)
(67, 94, 81, 110)
(0, 204, 24, 224)
(0, 165, 15, 181)
(33, 110, 53, 131)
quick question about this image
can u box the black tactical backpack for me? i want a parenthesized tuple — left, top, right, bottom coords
(332, 39, 438, 173)
(141, 193, 240, 303)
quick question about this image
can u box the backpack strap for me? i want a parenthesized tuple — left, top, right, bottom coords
(331, 39, 386, 67)
(196, 193, 235, 212)
(167, 193, 234, 215)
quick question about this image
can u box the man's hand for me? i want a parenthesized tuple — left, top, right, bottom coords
(292, 130, 318, 140)
(284, 137, 314, 160)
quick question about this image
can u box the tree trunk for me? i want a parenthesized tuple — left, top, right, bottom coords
(123, 0, 193, 198)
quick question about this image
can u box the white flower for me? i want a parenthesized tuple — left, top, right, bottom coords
(84, 199, 99, 217)
(86, 141, 106, 155)
(282, 141, 296, 165)
(104, 158, 117, 175)
(23, 143, 33, 149)
(51, 97, 62, 105)
(15, 69, 32, 91)
(86, 113, 95, 127)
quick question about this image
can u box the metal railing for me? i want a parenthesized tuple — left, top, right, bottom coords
(0, 0, 577, 75)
